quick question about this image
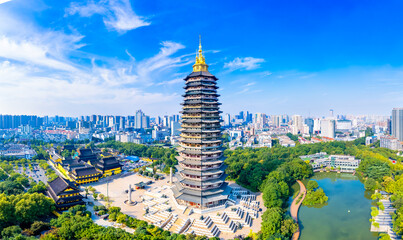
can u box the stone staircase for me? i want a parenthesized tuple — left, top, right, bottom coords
(187, 216, 220, 238)
(210, 212, 237, 233)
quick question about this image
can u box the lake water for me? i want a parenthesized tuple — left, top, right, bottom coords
(298, 172, 378, 240)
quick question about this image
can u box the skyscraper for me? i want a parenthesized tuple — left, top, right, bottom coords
(224, 113, 231, 126)
(135, 110, 143, 129)
(304, 118, 314, 134)
(392, 108, 403, 141)
(172, 39, 229, 211)
(320, 119, 336, 139)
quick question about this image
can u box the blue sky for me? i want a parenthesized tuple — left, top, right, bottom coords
(0, 0, 402, 117)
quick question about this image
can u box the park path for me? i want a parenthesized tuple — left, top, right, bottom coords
(290, 180, 306, 240)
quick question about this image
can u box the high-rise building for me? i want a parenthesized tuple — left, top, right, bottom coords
(392, 108, 403, 141)
(313, 118, 321, 134)
(142, 115, 150, 129)
(320, 119, 336, 139)
(272, 115, 282, 127)
(387, 118, 392, 135)
(224, 113, 231, 126)
(135, 110, 143, 129)
(304, 118, 314, 134)
(291, 115, 303, 134)
(171, 121, 181, 136)
(162, 116, 169, 128)
(254, 113, 267, 129)
(172, 39, 229, 211)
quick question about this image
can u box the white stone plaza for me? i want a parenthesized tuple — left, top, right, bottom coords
(89, 173, 265, 239)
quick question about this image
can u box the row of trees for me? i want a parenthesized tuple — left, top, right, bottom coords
(99, 141, 178, 174)
(42, 205, 213, 240)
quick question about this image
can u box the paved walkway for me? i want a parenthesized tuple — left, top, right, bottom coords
(290, 180, 306, 240)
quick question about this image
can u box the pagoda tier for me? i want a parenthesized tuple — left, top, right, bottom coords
(172, 40, 229, 209)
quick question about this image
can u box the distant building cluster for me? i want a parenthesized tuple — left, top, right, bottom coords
(0, 110, 183, 145)
(376, 108, 403, 151)
(0, 143, 36, 159)
(222, 109, 390, 150)
(300, 152, 361, 172)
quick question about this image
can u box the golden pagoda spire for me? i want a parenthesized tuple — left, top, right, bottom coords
(192, 35, 209, 72)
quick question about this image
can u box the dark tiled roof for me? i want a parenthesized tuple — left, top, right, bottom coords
(48, 176, 78, 196)
(78, 148, 93, 157)
(62, 145, 75, 152)
(184, 71, 218, 80)
(73, 166, 100, 177)
(96, 156, 122, 170)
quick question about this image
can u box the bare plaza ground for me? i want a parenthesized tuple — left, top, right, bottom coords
(88, 173, 265, 239)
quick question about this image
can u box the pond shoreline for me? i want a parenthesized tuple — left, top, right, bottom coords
(298, 172, 378, 240)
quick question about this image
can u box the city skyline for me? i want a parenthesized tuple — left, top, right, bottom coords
(1, 0, 403, 117)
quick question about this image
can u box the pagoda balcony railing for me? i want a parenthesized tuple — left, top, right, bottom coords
(182, 105, 219, 108)
(185, 83, 216, 88)
(180, 125, 220, 129)
(179, 154, 223, 161)
(179, 148, 222, 155)
(182, 107, 220, 111)
(184, 96, 218, 101)
(181, 101, 219, 106)
(182, 183, 223, 191)
(182, 115, 220, 119)
(179, 162, 223, 170)
(181, 173, 222, 181)
(180, 129, 221, 133)
(187, 77, 216, 82)
(180, 134, 221, 139)
(184, 90, 217, 94)
(181, 124, 221, 128)
(180, 145, 221, 149)
(185, 87, 217, 91)
(180, 111, 221, 115)
(183, 94, 219, 98)
(184, 95, 217, 99)
(180, 133, 221, 137)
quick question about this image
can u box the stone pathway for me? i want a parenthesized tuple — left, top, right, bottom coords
(291, 180, 306, 240)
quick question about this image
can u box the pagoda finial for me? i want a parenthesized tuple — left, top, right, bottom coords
(193, 35, 208, 72)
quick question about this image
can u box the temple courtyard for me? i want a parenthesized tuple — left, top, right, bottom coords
(87, 173, 265, 239)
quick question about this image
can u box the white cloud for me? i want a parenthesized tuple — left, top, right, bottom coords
(0, 35, 80, 71)
(0, 0, 12, 4)
(0, 5, 190, 116)
(66, 0, 150, 33)
(244, 82, 256, 87)
(224, 57, 265, 71)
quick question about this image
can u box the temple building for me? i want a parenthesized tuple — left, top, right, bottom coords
(172, 38, 230, 211)
(95, 156, 123, 177)
(47, 176, 85, 210)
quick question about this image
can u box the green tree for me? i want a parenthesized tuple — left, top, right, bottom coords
(307, 180, 319, 191)
(1, 225, 22, 238)
(261, 207, 283, 238)
(364, 178, 377, 191)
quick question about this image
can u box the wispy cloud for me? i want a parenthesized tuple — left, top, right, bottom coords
(0, 35, 82, 71)
(66, 0, 150, 33)
(156, 78, 183, 86)
(224, 57, 264, 71)
(0, 6, 189, 116)
(244, 82, 256, 87)
(0, 0, 12, 4)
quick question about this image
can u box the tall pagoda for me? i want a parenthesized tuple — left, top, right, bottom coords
(172, 38, 230, 210)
